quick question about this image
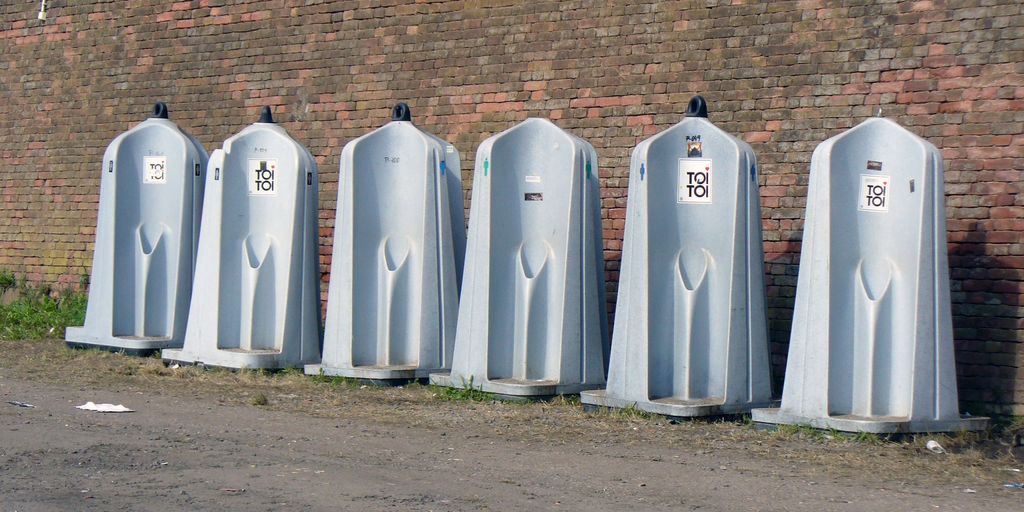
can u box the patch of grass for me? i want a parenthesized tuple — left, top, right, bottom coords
(849, 430, 884, 444)
(431, 377, 496, 402)
(614, 403, 653, 420)
(0, 269, 15, 291)
(770, 424, 892, 445)
(0, 279, 87, 340)
(552, 394, 580, 407)
(278, 367, 306, 378)
(308, 368, 362, 389)
(250, 392, 269, 406)
(774, 423, 834, 442)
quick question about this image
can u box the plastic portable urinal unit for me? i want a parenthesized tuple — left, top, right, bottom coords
(429, 118, 609, 397)
(306, 103, 466, 383)
(581, 96, 773, 417)
(66, 103, 208, 355)
(163, 107, 321, 369)
(751, 117, 988, 433)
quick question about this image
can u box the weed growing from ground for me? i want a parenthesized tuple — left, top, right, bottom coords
(0, 269, 15, 292)
(431, 376, 496, 402)
(0, 273, 86, 340)
(308, 368, 363, 389)
(614, 403, 654, 420)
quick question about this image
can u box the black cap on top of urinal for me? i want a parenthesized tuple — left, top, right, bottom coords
(152, 102, 169, 119)
(684, 95, 708, 118)
(258, 106, 275, 123)
(391, 102, 412, 122)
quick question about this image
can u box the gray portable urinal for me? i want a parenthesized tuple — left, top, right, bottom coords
(306, 103, 465, 382)
(581, 96, 773, 417)
(162, 107, 321, 369)
(429, 118, 609, 397)
(66, 103, 208, 355)
(752, 117, 988, 433)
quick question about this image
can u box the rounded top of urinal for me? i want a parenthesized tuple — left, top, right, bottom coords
(838, 116, 933, 148)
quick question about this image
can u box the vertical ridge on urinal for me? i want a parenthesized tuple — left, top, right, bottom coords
(587, 144, 610, 381)
(929, 152, 944, 420)
(853, 258, 894, 417)
(379, 236, 412, 366)
(512, 247, 530, 380)
(673, 250, 711, 400)
(139, 225, 170, 337)
(578, 151, 587, 385)
(432, 149, 447, 368)
(737, 153, 755, 406)
(673, 257, 693, 400)
(513, 240, 550, 380)
(377, 243, 393, 366)
(240, 237, 277, 351)
(135, 225, 165, 336)
(238, 240, 257, 351)
(742, 156, 755, 404)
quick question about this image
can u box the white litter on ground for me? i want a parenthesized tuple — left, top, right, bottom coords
(75, 402, 133, 413)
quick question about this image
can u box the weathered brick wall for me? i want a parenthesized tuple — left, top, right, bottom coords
(1, 1, 1021, 414)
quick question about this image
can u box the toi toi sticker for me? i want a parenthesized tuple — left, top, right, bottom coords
(859, 174, 890, 212)
(677, 159, 712, 204)
(143, 156, 167, 184)
(249, 159, 278, 196)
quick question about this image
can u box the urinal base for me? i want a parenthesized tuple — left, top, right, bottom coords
(429, 371, 603, 398)
(750, 407, 989, 434)
(580, 389, 773, 418)
(304, 364, 440, 385)
(65, 327, 176, 357)
(161, 348, 308, 370)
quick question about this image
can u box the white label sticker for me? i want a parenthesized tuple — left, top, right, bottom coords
(859, 174, 890, 212)
(143, 156, 167, 184)
(677, 159, 712, 204)
(446, 145, 455, 154)
(525, 175, 542, 183)
(249, 159, 278, 196)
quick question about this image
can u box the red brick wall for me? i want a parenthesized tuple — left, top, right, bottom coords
(1, 1, 1021, 414)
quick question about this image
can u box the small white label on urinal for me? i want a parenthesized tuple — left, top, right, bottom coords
(859, 174, 890, 212)
(249, 159, 278, 196)
(677, 159, 712, 204)
(525, 175, 542, 183)
(446, 145, 455, 154)
(143, 156, 167, 184)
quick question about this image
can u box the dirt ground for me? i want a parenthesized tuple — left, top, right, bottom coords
(0, 339, 1021, 511)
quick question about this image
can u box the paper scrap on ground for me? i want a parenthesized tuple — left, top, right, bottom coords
(925, 440, 946, 454)
(75, 402, 134, 413)
(7, 401, 35, 408)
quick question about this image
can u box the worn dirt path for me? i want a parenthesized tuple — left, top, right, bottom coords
(0, 340, 1021, 511)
